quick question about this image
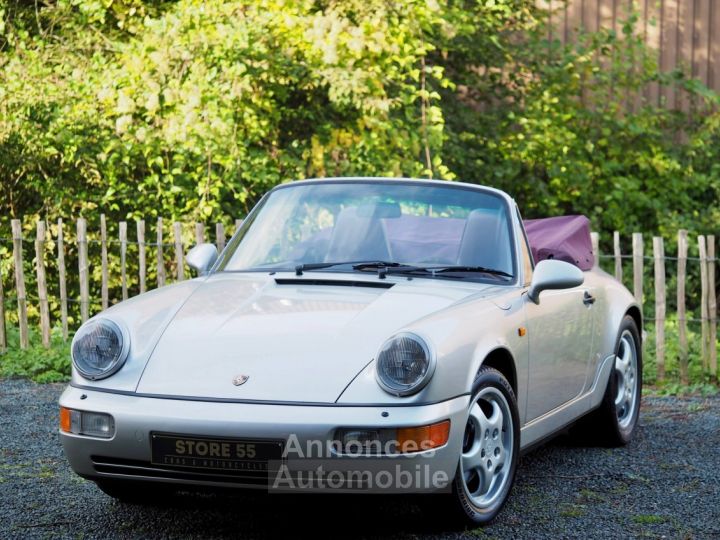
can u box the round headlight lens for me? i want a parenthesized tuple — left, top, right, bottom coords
(375, 333, 435, 396)
(71, 319, 129, 380)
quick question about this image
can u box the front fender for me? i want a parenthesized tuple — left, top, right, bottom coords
(336, 293, 528, 422)
(70, 280, 203, 392)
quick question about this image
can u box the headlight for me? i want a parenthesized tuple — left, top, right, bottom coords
(375, 332, 435, 396)
(71, 319, 129, 380)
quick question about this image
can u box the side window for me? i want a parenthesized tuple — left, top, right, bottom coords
(516, 208, 534, 286)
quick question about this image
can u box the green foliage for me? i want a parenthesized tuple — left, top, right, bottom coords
(1, 326, 71, 383)
(642, 316, 718, 393)
(1, 0, 491, 222)
(632, 514, 666, 525)
(443, 12, 720, 235)
(1, 1, 718, 235)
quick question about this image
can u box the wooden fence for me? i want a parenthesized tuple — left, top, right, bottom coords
(0, 216, 242, 352)
(538, 0, 720, 110)
(591, 230, 717, 384)
(0, 218, 717, 385)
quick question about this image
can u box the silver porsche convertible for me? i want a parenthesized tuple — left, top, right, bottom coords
(59, 178, 642, 524)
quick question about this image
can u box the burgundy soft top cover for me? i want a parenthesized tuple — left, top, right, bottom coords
(523, 215, 594, 271)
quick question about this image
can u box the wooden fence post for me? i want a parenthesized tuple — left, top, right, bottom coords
(677, 229, 689, 386)
(195, 222, 204, 246)
(35, 221, 51, 348)
(216, 222, 225, 253)
(119, 221, 128, 301)
(708, 235, 717, 380)
(699, 236, 709, 373)
(77, 218, 89, 323)
(11, 220, 29, 349)
(613, 231, 622, 282)
(156, 218, 165, 288)
(100, 214, 109, 310)
(174, 222, 184, 281)
(0, 261, 6, 353)
(632, 233, 643, 306)
(57, 219, 68, 340)
(591, 232, 599, 268)
(137, 220, 146, 294)
(653, 236, 666, 381)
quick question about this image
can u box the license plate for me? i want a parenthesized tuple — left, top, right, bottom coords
(151, 433, 284, 472)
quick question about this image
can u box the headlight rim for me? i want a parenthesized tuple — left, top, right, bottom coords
(71, 318, 130, 380)
(374, 331, 436, 397)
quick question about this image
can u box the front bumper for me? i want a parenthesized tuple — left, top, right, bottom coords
(59, 386, 469, 494)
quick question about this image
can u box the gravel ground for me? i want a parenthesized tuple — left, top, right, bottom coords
(1, 378, 718, 540)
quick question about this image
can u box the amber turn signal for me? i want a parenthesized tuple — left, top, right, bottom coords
(60, 406, 72, 433)
(396, 420, 451, 453)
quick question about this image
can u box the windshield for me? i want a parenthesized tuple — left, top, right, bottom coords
(218, 181, 516, 282)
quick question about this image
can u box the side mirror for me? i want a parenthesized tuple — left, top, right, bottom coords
(186, 243, 218, 276)
(527, 259, 584, 304)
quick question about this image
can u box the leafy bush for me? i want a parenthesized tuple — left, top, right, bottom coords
(1, 0, 517, 222)
(1, 2, 718, 233)
(442, 15, 720, 237)
(643, 316, 718, 391)
(1, 327, 71, 383)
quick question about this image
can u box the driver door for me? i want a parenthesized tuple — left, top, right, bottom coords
(524, 287, 594, 421)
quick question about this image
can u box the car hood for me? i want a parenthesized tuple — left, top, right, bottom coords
(135, 272, 494, 403)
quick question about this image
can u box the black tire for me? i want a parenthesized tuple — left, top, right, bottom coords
(96, 479, 176, 505)
(582, 315, 642, 446)
(438, 367, 520, 526)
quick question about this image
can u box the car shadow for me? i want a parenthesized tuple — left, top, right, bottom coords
(93, 430, 622, 538)
(88, 425, 648, 537)
(106, 490, 457, 538)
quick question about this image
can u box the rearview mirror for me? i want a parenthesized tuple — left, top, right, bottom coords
(527, 259, 584, 304)
(186, 243, 218, 276)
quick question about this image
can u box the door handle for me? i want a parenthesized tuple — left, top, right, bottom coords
(583, 291, 596, 306)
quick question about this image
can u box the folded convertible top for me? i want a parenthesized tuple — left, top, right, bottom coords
(523, 215, 594, 271)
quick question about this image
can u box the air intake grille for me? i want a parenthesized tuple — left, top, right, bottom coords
(274, 278, 393, 289)
(91, 455, 272, 486)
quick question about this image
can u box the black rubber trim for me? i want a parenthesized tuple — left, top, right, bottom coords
(69, 383, 470, 408)
(275, 278, 394, 289)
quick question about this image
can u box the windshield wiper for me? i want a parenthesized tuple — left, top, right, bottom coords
(427, 266, 514, 279)
(294, 261, 512, 280)
(351, 261, 422, 279)
(295, 260, 409, 276)
(353, 263, 513, 280)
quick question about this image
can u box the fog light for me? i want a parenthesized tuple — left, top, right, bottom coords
(60, 407, 115, 438)
(341, 429, 384, 455)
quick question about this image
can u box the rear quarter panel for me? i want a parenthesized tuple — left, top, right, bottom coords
(582, 268, 641, 393)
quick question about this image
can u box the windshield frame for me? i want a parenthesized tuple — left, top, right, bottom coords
(212, 178, 520, 286)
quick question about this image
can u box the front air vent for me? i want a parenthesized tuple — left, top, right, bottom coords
(274, 278, 394, 289)
(91, 455, 272, 486)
